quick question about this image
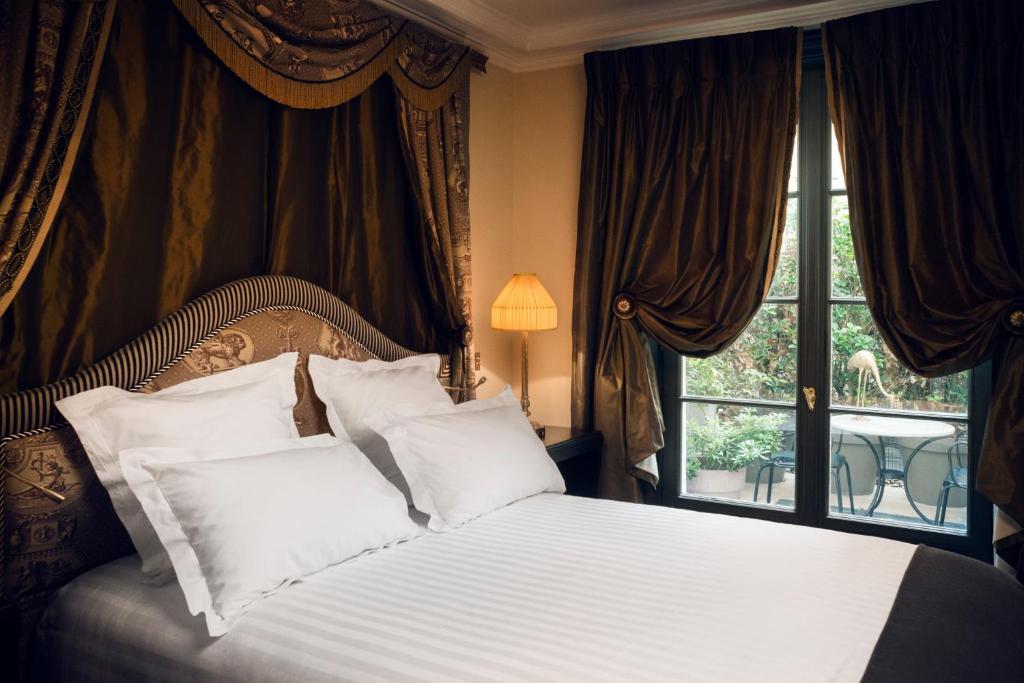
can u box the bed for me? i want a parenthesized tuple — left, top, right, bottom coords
(2, 276, 1022, 682)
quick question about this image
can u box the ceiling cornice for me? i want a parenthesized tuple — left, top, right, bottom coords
(375, 0, 929, 73)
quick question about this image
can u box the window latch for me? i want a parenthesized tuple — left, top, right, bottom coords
(802, 387, 816, 412)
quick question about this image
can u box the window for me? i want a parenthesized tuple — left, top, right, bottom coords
(658, 36, 992, 559)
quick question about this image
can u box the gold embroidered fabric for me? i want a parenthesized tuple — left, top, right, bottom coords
(396, 87, 476, 396)
(170, 0, 470, 110)
(0, 0, 117, 318)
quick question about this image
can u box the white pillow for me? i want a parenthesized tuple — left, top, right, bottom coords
(122, 434, 339, 583)
(307, 354, 454, 500)
(121, 441, 420, 636)
(366, 400, 566, 532)
(55, 352, 301, 582)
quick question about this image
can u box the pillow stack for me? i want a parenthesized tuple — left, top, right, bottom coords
(57, 349, 565, 637)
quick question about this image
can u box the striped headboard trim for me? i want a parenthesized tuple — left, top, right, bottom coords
(0, 275, 445, 437)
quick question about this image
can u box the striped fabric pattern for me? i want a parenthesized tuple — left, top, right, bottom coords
(0, 276, 446, 438)
(36, 494, 915, 683)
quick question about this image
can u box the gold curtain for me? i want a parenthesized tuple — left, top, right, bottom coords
(395, 90, 475, 396)
(0, 0, 117, 318)
(0, 0, 452, 393)
(572, 29, 802, 501)
(169, 0, 471, 111)
(823, 0, 1024, 576)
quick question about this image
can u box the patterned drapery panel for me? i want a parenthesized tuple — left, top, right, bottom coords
(0, 0, 117, 318)
(170, 0, 471, 111)
(395, 88, 475, 398)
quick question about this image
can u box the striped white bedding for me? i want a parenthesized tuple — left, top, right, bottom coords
(36, 494, 915, 683)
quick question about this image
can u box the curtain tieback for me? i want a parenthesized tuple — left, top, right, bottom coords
(459, 325, 474, 346)
(613, 292, 638, 320)
(1004, 301, 1024, 335)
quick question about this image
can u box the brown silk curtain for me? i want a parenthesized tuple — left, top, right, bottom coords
(572, 30, 802, 501)
(0, 0, 116, 318)
(395, 91, 475, 395)
(0, 0, 451, 393)
(171, 0, 476, 393)
(822, 0, 1024, 575)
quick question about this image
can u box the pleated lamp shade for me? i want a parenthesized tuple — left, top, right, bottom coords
(491, 273, 557, 331)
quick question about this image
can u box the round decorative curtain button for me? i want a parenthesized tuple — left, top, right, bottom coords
(613, 292, 638, 320)
(460, 325, 474, 346)
(1005, 304, 1024, 335)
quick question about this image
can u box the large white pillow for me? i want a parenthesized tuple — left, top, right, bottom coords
(366, 399, 566, 531)
(307, 354, 454, 499)
(55, 352, 301, 583)
(122, 434, 339, 583)
(121, 441, 421, 636)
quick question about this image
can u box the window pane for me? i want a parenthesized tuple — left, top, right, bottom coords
(681, 402, 796, 510)
(831, 125, 845, 191)
(768, 197, 799, 298)
(788, 132, 799, 194)
(831, 195, 863, 297)
(827, 412, 967, 532)
(683, 304, 797, 402)
(831, 304, 968, 414)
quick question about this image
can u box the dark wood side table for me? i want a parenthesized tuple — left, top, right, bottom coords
(543, 427, 602, 498)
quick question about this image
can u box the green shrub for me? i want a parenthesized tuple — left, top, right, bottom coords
(686, 410, 788, 478)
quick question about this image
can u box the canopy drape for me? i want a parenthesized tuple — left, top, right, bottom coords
(823, 0, 1024, 576)
(0, 0, 117, 318)
(395, 91, 474, 392)
(0, 0, 460, 394)
(169, 0, 471, 111)
(572, 29, 802, 501)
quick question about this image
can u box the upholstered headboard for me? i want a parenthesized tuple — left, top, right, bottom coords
(0, 275, 462, 674)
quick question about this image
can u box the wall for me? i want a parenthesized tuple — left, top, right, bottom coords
(468, 65, 517, 405)
(469, 64, 586, 427)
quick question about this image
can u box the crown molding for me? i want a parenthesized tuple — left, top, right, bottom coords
(376, 0, 929, 73)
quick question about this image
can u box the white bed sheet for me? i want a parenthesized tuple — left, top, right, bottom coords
(36, 494, 915, 683)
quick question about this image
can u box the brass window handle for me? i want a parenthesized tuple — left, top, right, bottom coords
(802, 387, 816, 412)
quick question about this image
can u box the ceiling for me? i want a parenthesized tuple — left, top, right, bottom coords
(375, 0, 926, 72)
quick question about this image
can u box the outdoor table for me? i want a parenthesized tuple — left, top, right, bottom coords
(831, 414, 954, 522)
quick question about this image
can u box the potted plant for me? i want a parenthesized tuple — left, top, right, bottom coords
(686, 410, 786, 498)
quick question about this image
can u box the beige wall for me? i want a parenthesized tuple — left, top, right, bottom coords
(469, 64, 586, 427)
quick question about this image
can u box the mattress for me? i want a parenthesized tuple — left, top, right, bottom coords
(35, 494, 915, 683)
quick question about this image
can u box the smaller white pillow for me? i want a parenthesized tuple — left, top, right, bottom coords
(307, 354, 454, 500)
(56, 352, 301, 582)
(121, 440, 420, 636)
(366, 400, 565, 531)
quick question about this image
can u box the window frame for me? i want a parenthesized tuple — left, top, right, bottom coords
(655, 33, 993, 562)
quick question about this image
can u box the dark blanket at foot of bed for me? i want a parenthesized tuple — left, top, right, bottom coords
(862, 545, 1024, 682)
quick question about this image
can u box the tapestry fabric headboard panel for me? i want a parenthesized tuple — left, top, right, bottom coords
(0, 275, 454, 672)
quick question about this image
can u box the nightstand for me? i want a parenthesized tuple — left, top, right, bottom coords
(543, 427, 602, 498)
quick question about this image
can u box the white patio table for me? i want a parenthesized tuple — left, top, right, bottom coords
(831, 414, 955, 522)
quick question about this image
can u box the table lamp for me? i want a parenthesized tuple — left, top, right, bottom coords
(491, 273, 557, 437)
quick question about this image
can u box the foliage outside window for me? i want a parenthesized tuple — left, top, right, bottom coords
(685, 409, 787, 479)
(685, 200, 968, 415)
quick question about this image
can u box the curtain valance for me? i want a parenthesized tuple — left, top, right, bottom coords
(170, 0, 471, 111)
